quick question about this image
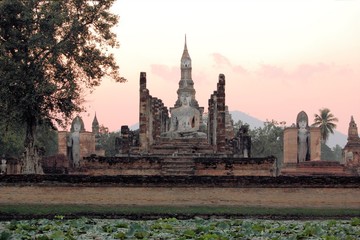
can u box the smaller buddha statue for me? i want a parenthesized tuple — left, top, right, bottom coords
(297, 111, 310, 162)
(67, 116, 82, 167)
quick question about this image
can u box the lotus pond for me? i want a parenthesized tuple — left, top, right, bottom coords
(1, 217, 360, 240)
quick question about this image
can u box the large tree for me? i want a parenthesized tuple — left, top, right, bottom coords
(312, 108, 338, 143)
(0, 0, 125, 173)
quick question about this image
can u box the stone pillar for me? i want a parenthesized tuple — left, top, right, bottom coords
(57, 131, 68, 157)
(283, 127, 298, 164)
(310, 127, 321, 161)
(139, 72, 149, 152)
(119, 125, 131, 154)
(208, 93, 216, 146)
(152, 98, 161, 142)
(216, 74, 226, 152)
(79, 132, 95, 159)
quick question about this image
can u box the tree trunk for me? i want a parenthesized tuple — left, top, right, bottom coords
(21, 121, 43, 174)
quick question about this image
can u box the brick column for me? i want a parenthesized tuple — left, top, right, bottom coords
(310, 127, 321, 160)
(216, 74, 226, 152)
(57, 131, 68, 157)
(207, 93, 216, 146)
(139, 72, 149, 152)
(283, 127, 298, 164)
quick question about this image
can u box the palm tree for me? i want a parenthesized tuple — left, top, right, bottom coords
(312, 108, 338, 143)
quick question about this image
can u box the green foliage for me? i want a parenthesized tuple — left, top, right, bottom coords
(350, 217, 360, 226)
(2, 217, 360, 239)
(0, 122, 25, 157)
(332, 144, 343, 161)
(232, 119, 244, 133)
(0, 122, 58, 157)
(35, 124, 58, 156)
(250, 120, 284, 162)
(321, 143, 343, 161)
(97, 125, 119, 157)
(0, 231, 11, 240)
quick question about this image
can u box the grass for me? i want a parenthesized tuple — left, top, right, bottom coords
(0, 204, 359, 219)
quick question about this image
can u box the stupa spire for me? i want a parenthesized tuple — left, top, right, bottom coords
(348, 115, 359, 141)
(175, 36, 199, 108)
(92, 112, 99, 134)
(181, 34, 191, 65)
(184, 34, 188, 51)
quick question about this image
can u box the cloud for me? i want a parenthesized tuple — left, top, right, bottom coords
(212, 53, 232, 67)
(211, 53, 355, 85)
(291, 63, 331, 82)
(257, 64, 288, 80)
(232, 65, 248, 75)
(211, 53, 248, 75)
(150, 64, 179, 82)
(255, 62, 353, 83)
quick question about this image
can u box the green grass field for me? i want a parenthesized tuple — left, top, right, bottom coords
(1, 204, 359, 220)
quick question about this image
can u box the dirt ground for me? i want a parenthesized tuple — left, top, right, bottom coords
(1, 186, 359, 209)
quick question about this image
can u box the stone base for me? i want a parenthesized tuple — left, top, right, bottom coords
(280, 160, 353, 176)
(79, 155, 276, 177)
(151, 138, 214, 155)
(161, 157, 195, 176)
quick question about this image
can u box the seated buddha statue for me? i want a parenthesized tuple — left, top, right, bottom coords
(161, 92, 206, 139)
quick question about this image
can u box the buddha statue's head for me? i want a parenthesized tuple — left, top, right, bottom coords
(180, 92, 191, 107)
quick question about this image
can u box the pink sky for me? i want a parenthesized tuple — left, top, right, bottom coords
(77, 0, 360, 135)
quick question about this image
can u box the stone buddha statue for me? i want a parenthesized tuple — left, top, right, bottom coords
(297, 111, 310, 162)
(67, 116, 83, 167)
(161, 92, 206, 139)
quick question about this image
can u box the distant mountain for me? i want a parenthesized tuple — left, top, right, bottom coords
(326, 130, 347, 148)
(229, 110, 264, 129)
(129, 123, 139, 131)
(229, 110, 347, 148)
(126, 110, 348, 148)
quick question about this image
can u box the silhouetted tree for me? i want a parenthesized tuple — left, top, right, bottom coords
(0, 0, 125, 173)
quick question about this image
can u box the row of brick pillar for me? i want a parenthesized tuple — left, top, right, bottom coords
(139, 72, 169, 153)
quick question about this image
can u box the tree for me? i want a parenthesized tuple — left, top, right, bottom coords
(0, 122, 25, 157)
(250, 120, 284, 162)
(321, 142, 335, 161)
(332, 144, 343, 161)
(312, 108, 338, 143)
(34, 123, 58, 157)
(0, 122, 57, 158)
(321, 143, 343, 161)
(0, 0, 125, 173)
(232, 119, 244, 133)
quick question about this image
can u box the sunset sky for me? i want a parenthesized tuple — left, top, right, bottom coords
(79, 0, 360, 135)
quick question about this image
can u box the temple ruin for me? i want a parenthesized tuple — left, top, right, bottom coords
(343, 116, 360, 174)
(77, 38, 275, 176)
(4, 38, 354, 177)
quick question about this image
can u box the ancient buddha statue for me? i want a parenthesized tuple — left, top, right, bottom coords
(67, 116, 83, 167)
(297, 111, 310, 162)
(161, 92, 206, 139)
